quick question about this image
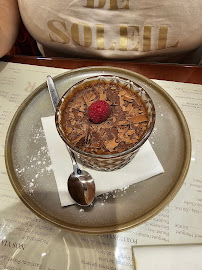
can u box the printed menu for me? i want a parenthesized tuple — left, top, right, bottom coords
(0, 62, 201, 270)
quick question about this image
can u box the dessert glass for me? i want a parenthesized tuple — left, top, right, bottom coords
(55, 75, 156, 171)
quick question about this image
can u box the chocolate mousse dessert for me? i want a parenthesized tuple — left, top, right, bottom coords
(59, 78, 149, 155)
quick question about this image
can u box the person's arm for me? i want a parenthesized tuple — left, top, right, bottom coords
(0, 0, 20, 57)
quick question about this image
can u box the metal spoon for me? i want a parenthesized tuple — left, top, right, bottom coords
(46, 75, 95, 206)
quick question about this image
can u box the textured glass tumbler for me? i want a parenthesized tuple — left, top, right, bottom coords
(55, 75, 156, 171)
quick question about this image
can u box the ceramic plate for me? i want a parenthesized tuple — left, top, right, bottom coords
(5, 67, 191, 234)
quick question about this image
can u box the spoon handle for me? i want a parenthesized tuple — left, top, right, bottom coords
(47, 75, 60, 112)
(68, 150, 81, 175)
(46, 75, 80, 174)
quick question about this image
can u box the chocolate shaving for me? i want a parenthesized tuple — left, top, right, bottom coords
(130, 115, 148, 123)
(104, 138, 119, 151)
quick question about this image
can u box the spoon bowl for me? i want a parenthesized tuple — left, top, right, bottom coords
(68, 168, 95, 206)
(46, 75, 96, 206)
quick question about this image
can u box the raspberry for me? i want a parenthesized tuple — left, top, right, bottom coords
(88, 100, 111, 124)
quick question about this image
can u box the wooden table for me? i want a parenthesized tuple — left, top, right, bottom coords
(2, 55, 202, 84)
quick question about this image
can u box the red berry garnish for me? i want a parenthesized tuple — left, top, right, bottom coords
(88, 100, 111, 124)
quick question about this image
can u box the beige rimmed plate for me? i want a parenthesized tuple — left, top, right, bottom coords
(5, 67, 191, 234)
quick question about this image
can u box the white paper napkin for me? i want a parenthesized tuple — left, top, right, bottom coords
(41, 116, 164, 206)
(133, 245, 202, 270)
